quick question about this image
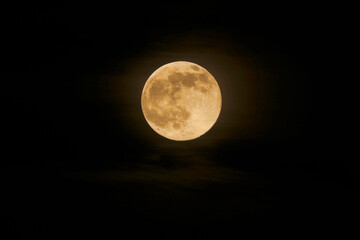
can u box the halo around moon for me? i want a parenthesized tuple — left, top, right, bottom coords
(141, 61, 221, 141)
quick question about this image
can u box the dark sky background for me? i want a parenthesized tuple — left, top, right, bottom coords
(1, 2, 357, 238)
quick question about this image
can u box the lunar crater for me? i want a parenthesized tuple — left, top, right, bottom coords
(190, 65, 200, 71)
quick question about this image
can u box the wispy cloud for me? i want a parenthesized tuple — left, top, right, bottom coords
(66, 149, 263, 194)
(61, 150, 270, 221)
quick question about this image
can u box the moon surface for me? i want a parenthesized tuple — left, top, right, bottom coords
(141, 61, 222, 141)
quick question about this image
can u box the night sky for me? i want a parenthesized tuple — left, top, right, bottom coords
(2, 2, 357, 238)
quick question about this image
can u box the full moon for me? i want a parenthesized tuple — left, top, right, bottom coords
(141, 61, 222, 141)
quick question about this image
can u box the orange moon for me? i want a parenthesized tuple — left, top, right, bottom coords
(141, 61, 222, 141)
